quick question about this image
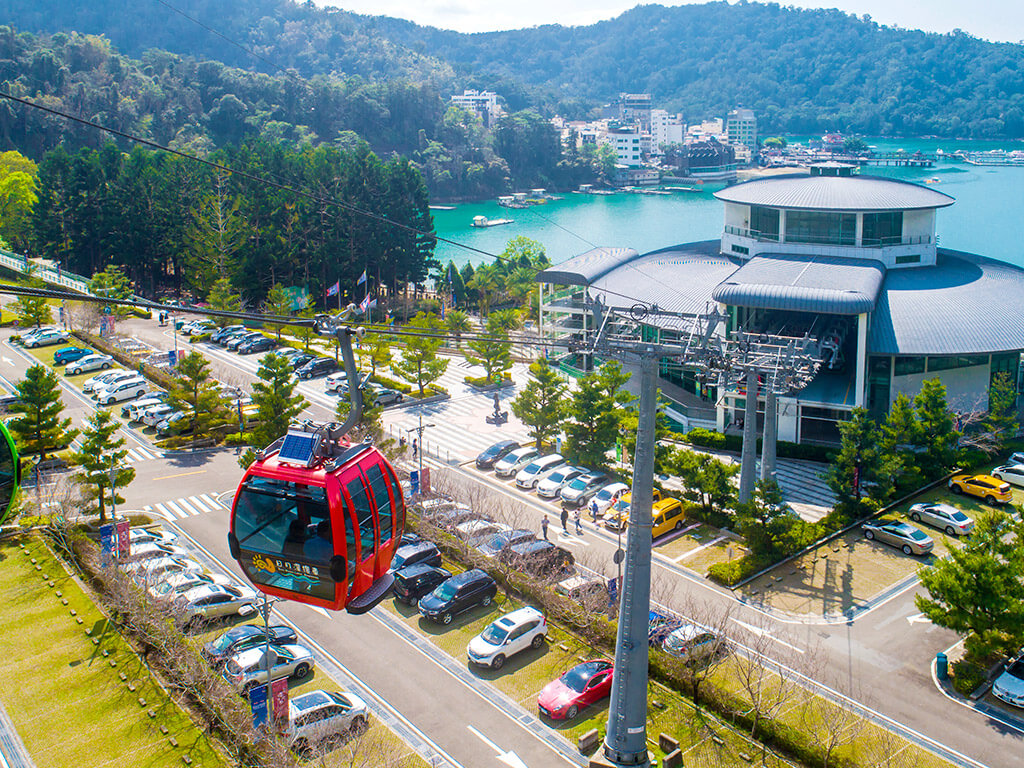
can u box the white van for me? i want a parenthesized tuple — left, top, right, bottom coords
(95, 377, 148, 405)
(83, 369, 131, 393)
(515, 454, 565, 490)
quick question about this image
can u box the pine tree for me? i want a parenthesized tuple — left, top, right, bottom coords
(263, 283, 293, 341)
(734, 480, 799, 557)
(668, 447, 739, 526)
(250, 352, 307, 448)
(8, 364, 76, 463)
(464, 315, 512, 384)
(393, 312, 449, 396)
(206, 278, 242, 328)
(982, 372, 1017, 453)
(169, 352, 227, 440)
(71, 407, 134, 523)
(89, 264, 132, 317)
(824, 407, 898, 522)
(914, 378, 958, 479)
(15, 275, 52, 329)
(880, 392, 923, 493)
(511, 361, 566, 450)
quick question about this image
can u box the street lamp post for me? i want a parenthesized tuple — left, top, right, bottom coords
(406, 409, 435, 492)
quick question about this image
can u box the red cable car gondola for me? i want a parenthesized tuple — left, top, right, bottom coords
(227, 326, 404, 614)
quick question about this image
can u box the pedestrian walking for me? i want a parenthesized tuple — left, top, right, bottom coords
(560, 507, 569, 533)
(412, 438, 418, 458)
(574, 508, 583, 535)
(541, 516, 549, 541)
(590, 497, 600, 523)
(399, 435, 407, 451)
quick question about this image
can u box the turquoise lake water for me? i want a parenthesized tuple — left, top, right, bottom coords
(431, 137, 1024, 270)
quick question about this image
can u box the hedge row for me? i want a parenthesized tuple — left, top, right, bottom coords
(682, 427, 833, 462)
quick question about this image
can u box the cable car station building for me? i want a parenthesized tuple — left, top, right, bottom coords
(538, 164, 1024, 444)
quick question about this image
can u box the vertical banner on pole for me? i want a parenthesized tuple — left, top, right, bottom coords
(420, 467, 431, 495)
(249, 683, 269, 729)
(270, 676, 290, 733)
(99, 524, 114, 565)
(115, 520, 130, 558)
(409, 470, 419, 496)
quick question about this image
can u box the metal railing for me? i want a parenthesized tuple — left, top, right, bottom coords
(723, 226, 934, 248)
(0, 249, 92, 293)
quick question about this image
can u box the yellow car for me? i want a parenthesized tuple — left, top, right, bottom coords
(948, 474, 1012, 505)
(651, 498, 686, 538)
(603, 489, 666, 532)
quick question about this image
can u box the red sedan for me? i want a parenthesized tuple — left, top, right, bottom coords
(537, 659, 614, 720)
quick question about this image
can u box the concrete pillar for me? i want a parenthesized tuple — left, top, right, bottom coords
(761, 388, 777, 484)
(738, 369, 759, 504)
(855, 313, 868, 407)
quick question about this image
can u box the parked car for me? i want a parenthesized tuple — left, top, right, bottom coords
(122, 556, 205, 583)
(371, 388, 403, 407)
(907, 502, 975, 536)
(127, 541, 192, 562)
(223, 644, 316, 694)
(18, 325, 62, 343)
(0, 393, 21, 414)
(648, 610, 683, 647)
(501, 540, 575, 579)
(239, 336, 276, 355)
(991, 464, 1024, 488)
(53, 346, 91, 365)
(182, 319, 216, 336)
(289, 353, 315, 371)
(476, 440, 521, 470)
(148, 571, 228, 601)
(1008, 452, 1024, 466)
(949, 473, 1013, 504)
(298, 357, 339, 380)
(128, 526, 178, 547)
(556, 574, 608, 609)
(493, 446, 540, 478)
(82, 369, 131, 393)
(157, 411, 190, 437)
(661, 624, 727, 663)
(537, 659, 614, 720)
(175, 583, 258, 626)
(560, 472, 609, 508)
(202, 624, 298, 668)
(515, 454, 565, 490)
(590, 482, 630, 515)
(417, 569, 497, 625)
(211, 325, 246, 344)
(536, 466, 587, 499)
(123, 393, 170, 420)
(454, 519, 507, 546)
(389, 542, 442, 573)
(95, 377, 148, 405)
(139, 404, 175, 427)
(286, 690, 369, 757)
(467, 607, 547, 670)
(227, 332, 263, 351)
(324, 372, 348, 392)
(425, 505, 478, 532)
(23, 328, 70, 348)
(862, 519, 934, 555)
(476, 528, 536, 558)
(992, 655, 1024, 708)
(651, 497, 687, 538)
(67, 354, 115, 376)
(392, 564, 452, 606)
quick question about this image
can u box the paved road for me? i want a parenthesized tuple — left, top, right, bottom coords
(6, 318, 1024, 767)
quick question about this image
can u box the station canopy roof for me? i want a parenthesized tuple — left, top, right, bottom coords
(711, 254, 885, 315)
(714, 173, 954, 211)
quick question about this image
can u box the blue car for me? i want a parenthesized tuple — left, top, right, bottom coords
(53, 346, 91, 366)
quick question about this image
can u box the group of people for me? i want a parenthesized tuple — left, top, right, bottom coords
(540, 506, 584, 540)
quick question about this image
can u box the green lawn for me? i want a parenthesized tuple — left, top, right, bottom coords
(0, 535, 228, 768)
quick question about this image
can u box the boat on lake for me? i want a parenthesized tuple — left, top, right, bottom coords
(472, 216, 514, 228)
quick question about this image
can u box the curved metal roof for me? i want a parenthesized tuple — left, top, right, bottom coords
(536, 246, 638, 287)
(868, 249, 1024, 356)
(714, 174, 955, 211)
(712, 255, 885, 315)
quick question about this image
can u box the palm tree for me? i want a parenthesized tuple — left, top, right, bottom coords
(445, 310, 472, 348)
(467, 263, 504, 318)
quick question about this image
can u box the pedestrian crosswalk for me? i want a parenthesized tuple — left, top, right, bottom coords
(143, 493, 226, 521)
(385, 394, 532, 463)
(68, 436, 163, 465)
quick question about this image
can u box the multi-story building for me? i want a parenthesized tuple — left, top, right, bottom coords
(618, 93, 653, 131)
(726, 108, 758, 153)
(449, 90, 504, 128)
(605, 124, 643, 168)
(650, 109, 685, 152)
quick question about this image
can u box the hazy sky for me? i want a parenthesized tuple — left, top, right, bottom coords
(314, 0, 1023, 43)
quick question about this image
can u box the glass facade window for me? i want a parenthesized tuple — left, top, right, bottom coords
(894, 254, 920, 265)
(862, 211, 903, 246)
(785, 210, 856, 246)
(894, 356, 926, 376)
(867, 356, 892, 418)
(731, 244, 749, 255)
(927, 355, 988, 372)
(750, 206, 780, 241)
(991, 352, 1020, 389)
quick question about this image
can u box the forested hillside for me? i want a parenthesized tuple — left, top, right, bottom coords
(5, 0, 1024, 138)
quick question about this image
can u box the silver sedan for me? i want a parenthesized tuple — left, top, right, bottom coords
(907, 503, 974, 536)
(863, 519, 934, 555)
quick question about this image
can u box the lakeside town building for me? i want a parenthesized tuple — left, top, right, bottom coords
(449, 89, 505, 128)
(537, 164, 1024, 444)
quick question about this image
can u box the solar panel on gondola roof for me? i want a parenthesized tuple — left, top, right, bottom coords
(278, 431, 319, 466)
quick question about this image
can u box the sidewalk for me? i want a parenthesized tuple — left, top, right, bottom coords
(0, 699, 35, 768)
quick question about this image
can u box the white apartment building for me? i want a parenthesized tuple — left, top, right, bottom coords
(450, 90, 504, 128)
(726, 108, 758, 152)
(605, 126, 643, 167)
(650, 109, 684, 151)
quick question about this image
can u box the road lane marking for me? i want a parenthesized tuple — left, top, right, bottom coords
(153, 469, 207, 481)
(467, 726, 529, 768)
(729, 617, 805, 654)
(906, 612, 931, 625)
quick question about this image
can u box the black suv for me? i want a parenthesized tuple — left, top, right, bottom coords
(389, 542, 442, 573)
(476, 440, 521, 470)
(501, 540, 575, 580)
(418, 568, 498, 624)
(297, 357, 339, 380)
(393, 564, 451, 605)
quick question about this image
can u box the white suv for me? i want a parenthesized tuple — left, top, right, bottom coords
(466, 607, 547, 670)
(286, 689, 369, 757)
(515, 454, 565, 490)
(324, 372, 348, 392)
(83, 369, 131, 393)
(95, 377, 148, 404)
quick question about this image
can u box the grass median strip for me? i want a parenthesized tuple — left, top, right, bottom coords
(0, 534, 227, 768)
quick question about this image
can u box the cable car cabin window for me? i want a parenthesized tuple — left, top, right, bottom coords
(365, 464, 393, 544)
(346, 476, 377, 560)
(383, 462, 405, 534)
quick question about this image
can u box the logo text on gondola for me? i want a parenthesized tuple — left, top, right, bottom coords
(251, 554, 322, 585)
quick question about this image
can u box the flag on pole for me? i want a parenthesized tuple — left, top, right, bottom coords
(357, 270, 367, 286)
(327, 280, 340, 297)
(359, 293, 377, 313)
